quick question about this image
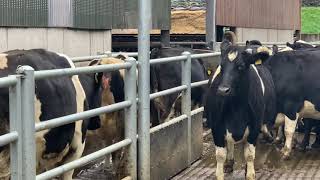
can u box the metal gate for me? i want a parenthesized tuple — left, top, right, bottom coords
(0, 51, 220, 179)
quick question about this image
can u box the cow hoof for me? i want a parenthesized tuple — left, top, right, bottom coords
(280, 147, 291, 160)
(245, 165, 255, 180)
(224, 160, 234, 173)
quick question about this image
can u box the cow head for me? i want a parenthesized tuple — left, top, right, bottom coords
(86, 55, 126, 130)
(217, 32, 268, 97)
(287, 40, 315, 50)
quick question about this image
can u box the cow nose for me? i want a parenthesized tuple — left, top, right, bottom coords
(217, 86, 231, 96)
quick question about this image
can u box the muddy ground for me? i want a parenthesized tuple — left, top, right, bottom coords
(76, 131, 320, 180)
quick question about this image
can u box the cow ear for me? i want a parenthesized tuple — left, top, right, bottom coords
(115, 54, 128, 61)
(88, 59, 101, 66)
(150, 48, 160, 59)
(220, 40, 231, 54)
(246, 40, 250, 46)
(252, 51, 270, 65)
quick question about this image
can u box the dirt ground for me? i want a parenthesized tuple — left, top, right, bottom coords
(112, 10, 205, 35)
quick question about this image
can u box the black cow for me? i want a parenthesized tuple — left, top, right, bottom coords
(0, 49, 106, 179)
(246, 44, 320, 159)
(150, 47, 208, 126)
(205, 32, 276, 180)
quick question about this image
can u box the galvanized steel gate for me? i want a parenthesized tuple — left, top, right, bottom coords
(0, 50, 220, 179)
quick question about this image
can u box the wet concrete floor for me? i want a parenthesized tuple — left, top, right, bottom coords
(76, 131, 320, 180)
(173, 132, 320, 180)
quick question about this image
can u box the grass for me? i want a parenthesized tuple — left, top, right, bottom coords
(301, 7, 320, 34)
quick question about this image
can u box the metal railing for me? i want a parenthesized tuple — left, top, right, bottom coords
(0, 51, 221, 180)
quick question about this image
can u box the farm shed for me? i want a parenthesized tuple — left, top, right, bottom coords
(0, 0, 170, 56)
(216, 0, 301, 42)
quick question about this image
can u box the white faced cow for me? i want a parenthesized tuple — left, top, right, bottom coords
(205, 32, 276, 180)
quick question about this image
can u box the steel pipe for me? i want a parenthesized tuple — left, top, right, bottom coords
(191, 107, 204, 116)
(0, 132, 18, 147)
(181, 52, 192, 164)
(191, 80, 209, 88)
(124, 58, 137, 179)
(71, 52, 139, 62)
(35, 101, 132, 132)
(17, 66, 36, 179)
(190, 52, 220, 59)
(36, 139, 132, 180)
(34, 63, 131, 80)
(150, 114, 188, 134)
(150, 85, 187, 100)
(150, 55, 187, 65)
(138, 0, 152, 178)
(0, 76, 17, 88)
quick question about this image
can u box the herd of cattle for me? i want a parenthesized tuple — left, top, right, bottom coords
(0, 31, 320, 180)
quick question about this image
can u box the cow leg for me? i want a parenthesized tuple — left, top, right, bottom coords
(261, 124, 273, 143)
(244, 142, 256, 180)
(61, 122, 86, 180)
(281, 115, 298, 159)
(224, 140, 234, 173)
(298, 118, 312, 151)
(215, 146, 226, 180)
(311, 126, 320, 149)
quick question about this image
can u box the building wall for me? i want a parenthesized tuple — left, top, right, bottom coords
(236, 27, 294, 43)
(216, 0, 301, 30)
(0, 28, 111, 57)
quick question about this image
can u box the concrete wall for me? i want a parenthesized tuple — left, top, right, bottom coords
(0, 28, 112, 57)
(300, 34, 320, 42)
(236, 27, 294, 43)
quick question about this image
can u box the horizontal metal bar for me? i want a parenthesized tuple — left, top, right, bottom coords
(191, 80, 209, 88)
(0, 76, 17, 88)
(190, 52, 220, 59)
(0, 131, 18, 147)
(35, 101, 131, 132)
(150, 85, 187, 100)
(150, 55, 187, 65)
(71, 52, 139, 62)
(36, 138, 132, 180)
(150, 114, 188, 134)
(170, 41, 207, 45)
(34, 63, 131, 80)
(191, 107, 204, 116)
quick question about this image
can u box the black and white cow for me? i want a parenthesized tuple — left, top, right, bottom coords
(0, 49, 106, 179)
(205, 32, 276, 180)
(150, 47, 208, 125)
(246, 44, 320, 159)
(286, 40, 319, 50)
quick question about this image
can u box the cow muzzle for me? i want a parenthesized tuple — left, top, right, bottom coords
(217, 86, 231, 96)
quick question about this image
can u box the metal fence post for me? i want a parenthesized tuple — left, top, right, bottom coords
(124, 57, 137, 179)
(16, 66, 36, 180)
(9, 75, 22, 180)
(138, 0, 151, 178)
(181, 51, 192, 164)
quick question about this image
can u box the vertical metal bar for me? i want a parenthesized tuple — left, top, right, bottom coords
(9, 75, 22, 180)
(160, 30, 170, 47)
(124, 57, 137, 179)
(16, 66, 36, 180)
(206, 0, 217, 50)
(181, 51, 192, 164)
(138, 0, 151, 178)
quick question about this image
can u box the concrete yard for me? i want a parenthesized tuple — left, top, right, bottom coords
(76, 131, 320, 180)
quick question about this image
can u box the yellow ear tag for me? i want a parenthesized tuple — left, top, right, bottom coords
(207, 70, 212, 75)
(255, 59, 262, 65)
